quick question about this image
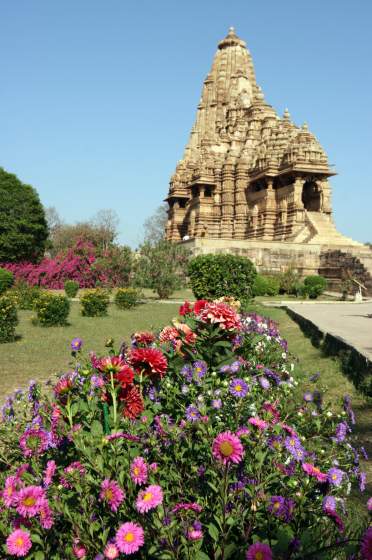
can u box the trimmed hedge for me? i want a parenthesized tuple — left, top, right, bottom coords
(188, 253, 257, 302)
(11, 281, 43, 310)
(80, 288, 109, 317)
(33, 293, 70, 326)
(0, 295, 18, 342)
(114, 287, 139, 310)
(303, 275, 327, 299)
(253, 274, 280, 297)
(64, 280, 79, 298)
(0, 267, 14, 295)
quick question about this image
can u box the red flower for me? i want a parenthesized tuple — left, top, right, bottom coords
(132, 331, 156, 346)
(98, 356, 127, 375)
(179, 301, 193, 316)
(159, 326, 180, 343)
(119, 384, 144, 419)
(193, 300, 208, 314)
(199, 302, 241, 331)
(115, 364, 135, 387)
(130, 348, 168, 378)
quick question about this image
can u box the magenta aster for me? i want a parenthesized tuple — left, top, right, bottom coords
(104, 542, 119, 559)
(246, 542, 273, 560)
(6, 529, 32, 557)
(43, 460, 57, 487)
(19, 428, 49, 457)
(302, 463, 327, 483)
(248, 417, 268, 431)
(130, 457, 148, 485)
(136, 484, 163, 513)
(361, 527, 372, 560)
(16, 485, 45, 517)
(212, 431, 244, 465)
(115, 522, 145, 555)
(2, 475, 21, 507)
(99, 479, 125, 512)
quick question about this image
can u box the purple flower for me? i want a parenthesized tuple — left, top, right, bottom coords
(328, 468, 344, 487)
(359, 471, 367, 492)
(230, 360, 241, 373)
(360, 447, 368, 460)
(211, 398, 222, 409)
(322, 495, 337, 514)
(181, 364, 193, 382)
(258, 376, 270, 390)
(343, 395, 356, 425)
(193, 360, 207, 379)
(229, 378, 248, 398)
(303, 391, 313, 402)
(309, 372, 320, 382)
(220, 365, 232, 374)
(367, 497, 372, 511)
(71, 338, 83, 351)
(268, 496, 295, 522)
(284, 436, 306, 461)
(186, 405, 200, 422)
(264, 368, 281, 385)
(333, 422, 349, 443)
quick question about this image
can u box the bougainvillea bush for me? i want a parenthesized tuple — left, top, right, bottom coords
(0, 299, 370, 559)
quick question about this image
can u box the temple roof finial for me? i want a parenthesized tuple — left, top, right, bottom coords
(218, 26, 246, 49)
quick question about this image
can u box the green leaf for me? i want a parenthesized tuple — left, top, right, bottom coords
(33, 552, 45, 560)
(195, 552, 211, 560)
(208, 522, 219, 541)
(91, 419, 104, 437)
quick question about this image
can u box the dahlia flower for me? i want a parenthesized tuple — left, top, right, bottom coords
(136, 484, 163, 513)
(199, 301, 242, 331)
(6, 529, 32, 557)
(115, 522, 144, 555)
(130, 347, 168, 378)
(212, 431, 244, 465)
(118, 384, 144, 419)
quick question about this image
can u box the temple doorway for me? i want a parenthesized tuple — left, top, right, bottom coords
(302, 181, 321, 211)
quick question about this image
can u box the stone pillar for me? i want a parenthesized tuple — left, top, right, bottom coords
(261, 178, 276, 239)
(211, 167, 222, 238)
(233, 161, 249, 239)
(220, 162, 235, 238)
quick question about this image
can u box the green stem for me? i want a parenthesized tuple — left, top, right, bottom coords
(110, 372, 117, 431)
(220, 463, 229, 560)
(66, 395, 73, 429)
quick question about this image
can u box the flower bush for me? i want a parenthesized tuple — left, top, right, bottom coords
(0, 268, 14, 295)
(64, 280, 79, 299)
(33, 293, 70, 327)
(0, 295, 18, 342)
(0, 299, 370, 558)
(8, 281, 43, 310)
(80, 288, 110, 317)
(114, 288, 140, 310)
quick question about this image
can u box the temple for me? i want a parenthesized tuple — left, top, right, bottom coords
(165, 28, 372, 293)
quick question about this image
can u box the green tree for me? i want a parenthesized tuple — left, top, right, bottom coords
(143, 204, 168, 245)
(134, 240, 189, 298)
(0, 167, 48, 262)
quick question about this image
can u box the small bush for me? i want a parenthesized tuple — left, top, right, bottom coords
(278, 266, 301, 295)
(11, 280, 43, 310)
(303, 275, 327, 299)
(114, 287, 139, 309)
(64, 280, 79, 298)
(80, 288, 109, 317)
(0, 295, 18, 342)
(33, 293, 70, 326)
(253, 274, 280, 297)
(0, 267, 14, 295)
(188, 253, 257, 303)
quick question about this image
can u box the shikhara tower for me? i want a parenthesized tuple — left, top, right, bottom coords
(164, 28, 372, 292)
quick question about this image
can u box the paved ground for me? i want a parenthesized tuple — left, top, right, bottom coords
(285, 302, 372, 360)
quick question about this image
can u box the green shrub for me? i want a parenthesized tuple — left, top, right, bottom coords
(0, 268, 14, 295)
(114, 287, 139, 309)
(80, 288, 109, 317)
(33, 292, 70, 326)
(253, 274, 280, 297)
(64, 280, 79, 298)
(278, 266, 301, 295)
(0, 295, 18, 342)
(11, 280, 43, 310)
(303, 275, 327, 299)
(188, 253, 257, 302)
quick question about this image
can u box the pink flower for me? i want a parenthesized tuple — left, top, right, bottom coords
(130, 457, 148, 485)
(187, 527, 203, 541)
(136, 484, 163, 513)
(212, 432, 244, 465)
(246, 542, 273, 560)
(149, 462, 158, 472)
(16, 486, 45, 517)
(248, 417, 268, 430)
(115, 522, 145, 555)
(6, 529, 32, 557)
(361, 526, 372, 560)
(99, 480, 125, 512)
(72, 540, 87, 558)
(2, 475, 21, 507)
(302, 463, 327, 483)
(39, 499, 54, 528)
(199, 301, 242, 331)
(172, 502, 203, 514)
(367, 497, 372, 511)
(43, 460, 56, 487)
(104, 542, 119, 559)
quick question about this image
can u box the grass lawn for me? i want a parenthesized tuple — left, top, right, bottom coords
(0, 302, 179, 398)
(0, 299, 370, 500)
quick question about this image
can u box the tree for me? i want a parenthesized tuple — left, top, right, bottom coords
(134, 240, 189, 298)
(143, 204, 168, 245)
(91, 209, 120, 251)
(45, 206, 63, 235)
(0, 167, 49, 263)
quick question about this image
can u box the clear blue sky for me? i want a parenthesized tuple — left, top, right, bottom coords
(1, 0, 371, 246)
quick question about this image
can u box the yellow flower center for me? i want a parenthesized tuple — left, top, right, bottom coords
(273, 502, 280, 510)
(7, 487, 13, 495)
(16, 537, 24, 547)
(134, 467, 140, 475)
(105, 489, 113, 500)
(124, 532, 134, 542)
(289, 438, 295, 446)
(143, 492, 153, 502)
(24, 497, 36, 507)
(332, 474, 337, 480)
(255, 553, 263, 560)
(235, 385, 242, 392)
(219, 441, 233, 457)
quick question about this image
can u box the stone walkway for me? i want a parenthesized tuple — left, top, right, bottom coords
(285, 302, 372, 360)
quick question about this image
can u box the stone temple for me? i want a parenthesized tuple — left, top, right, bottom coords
(165, 27, 372, 293)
